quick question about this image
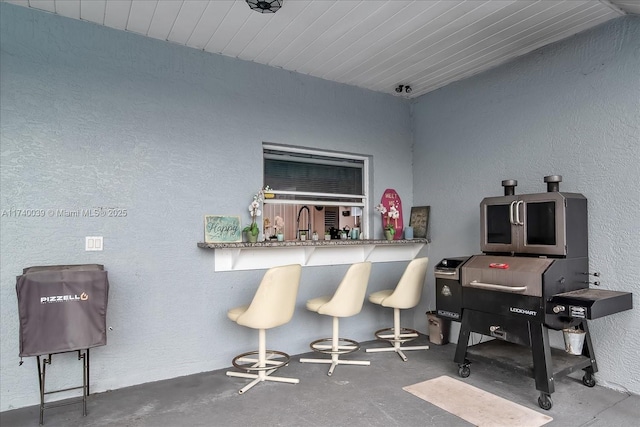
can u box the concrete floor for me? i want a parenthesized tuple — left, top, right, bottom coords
(2, 335, 638, 427)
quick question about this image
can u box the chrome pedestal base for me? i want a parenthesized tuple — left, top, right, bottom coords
(366, 307, 429, 361)
(300, 317, 370, 376)
(366, 326, 429, 361)
(226, 329, 299, 394)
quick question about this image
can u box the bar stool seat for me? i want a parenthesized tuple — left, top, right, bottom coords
(305, 296, 330, 312)
(366, 257, 430, 361)
(369, 289, 393, 305)
(300, 262, 372, 376)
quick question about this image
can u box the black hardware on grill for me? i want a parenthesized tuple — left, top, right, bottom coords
(437, 176, 632, 410)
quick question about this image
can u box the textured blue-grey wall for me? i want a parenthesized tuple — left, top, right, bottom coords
(412, 16, 640, 394)
(0, 3, 416, 411)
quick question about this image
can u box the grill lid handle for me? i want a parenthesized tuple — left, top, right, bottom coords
(468, 280, 527, 293)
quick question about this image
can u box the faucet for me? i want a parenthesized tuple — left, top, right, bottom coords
(296, 206, 311, 240)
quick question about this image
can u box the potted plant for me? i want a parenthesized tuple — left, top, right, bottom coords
(376, 202, 400, 240)
(324, 230, 331, 240)
(243, 186, 271, 243)
(299, 231, 307, 241)
(384, 224, 395, 241)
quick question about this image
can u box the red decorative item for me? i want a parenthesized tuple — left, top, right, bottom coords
(379, 189, 404, 240)
(489, 263, 509, 269)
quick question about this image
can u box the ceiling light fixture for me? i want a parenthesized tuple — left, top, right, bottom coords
(246, 0, 283, 14)
(395, 84, 412, 94)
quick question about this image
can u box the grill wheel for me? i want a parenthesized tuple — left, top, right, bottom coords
(538, 393, 552, 410)
(457, 363, 470, 378)
(583, 373, 596, 387)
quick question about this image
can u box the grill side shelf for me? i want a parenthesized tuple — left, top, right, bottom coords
(548, 289, 632, 319)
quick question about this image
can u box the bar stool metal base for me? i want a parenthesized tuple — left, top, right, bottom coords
(300, 317, 370, 376)
(366, 326, 429, 361)
(231, 349, 290, 371)
(308, 337, 360, 355)
(226, 329, 299, 394)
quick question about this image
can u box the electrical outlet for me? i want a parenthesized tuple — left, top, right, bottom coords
(85, 236, 103, 251)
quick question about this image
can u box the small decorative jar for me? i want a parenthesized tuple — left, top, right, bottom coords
(404, 226, 413, 240)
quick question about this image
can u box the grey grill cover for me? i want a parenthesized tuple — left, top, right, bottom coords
(16, 264, 109, 357)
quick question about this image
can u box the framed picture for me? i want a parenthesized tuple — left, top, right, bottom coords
(204, 215, 242, 243)
(409, 206, 430, 239)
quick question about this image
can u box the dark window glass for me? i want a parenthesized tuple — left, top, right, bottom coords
(486, 204, 512, 244)
(264, 150, 363, 196)
(526, 201, 556, 245)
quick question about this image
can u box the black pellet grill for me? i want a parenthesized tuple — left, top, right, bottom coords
(436, 177, 632, 410)
(16, 264, 109, 424)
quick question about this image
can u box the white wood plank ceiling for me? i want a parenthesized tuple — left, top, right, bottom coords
(3, 1, 636, 98)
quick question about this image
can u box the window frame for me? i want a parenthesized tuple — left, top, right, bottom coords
(263, 143, 370, 238)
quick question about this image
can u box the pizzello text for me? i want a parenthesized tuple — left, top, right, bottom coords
(41, 293, 89, 304)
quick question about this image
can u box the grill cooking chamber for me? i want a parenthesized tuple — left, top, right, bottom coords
(461, 254, 588, 330)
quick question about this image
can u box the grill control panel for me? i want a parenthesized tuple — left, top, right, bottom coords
(552, 304, 587, 318)
(570, 306, 587, 318)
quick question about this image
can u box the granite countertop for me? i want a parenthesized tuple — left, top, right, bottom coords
(197, 238, 429, 249)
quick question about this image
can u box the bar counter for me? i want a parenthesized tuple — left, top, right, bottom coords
(198, 238, 429, 271)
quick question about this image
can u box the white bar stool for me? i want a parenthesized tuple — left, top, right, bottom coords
(366, 257, 430, 361)
(226, 264, 302, 394)
(300, 262, 372, 376)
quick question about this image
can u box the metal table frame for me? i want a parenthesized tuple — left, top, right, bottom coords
(36, 349, 90, 425)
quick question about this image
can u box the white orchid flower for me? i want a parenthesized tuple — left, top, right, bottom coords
(387, 206, 398, 219)
(375, 203, 387, 214)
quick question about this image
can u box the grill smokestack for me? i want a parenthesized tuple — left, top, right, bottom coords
(502, 179, 518, 196)
(544, 175, 562, 192)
